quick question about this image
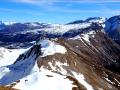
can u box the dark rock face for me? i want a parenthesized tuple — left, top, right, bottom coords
(14, 44, 41, 64)
(105, 15, 120, 44)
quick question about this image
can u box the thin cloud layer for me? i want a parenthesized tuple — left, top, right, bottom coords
(0, 0, 119, 23)
(11, 0, 120, 4)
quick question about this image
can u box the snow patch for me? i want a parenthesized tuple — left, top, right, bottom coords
(104, 77, 114, 84)
(72, 72, 94, 90)
(70, 31, 96, 42)
(0, 47, 28, 67)
(81, 31, 96, 42)
(48, 62, 68, 75)
(39, 40, 67, 57)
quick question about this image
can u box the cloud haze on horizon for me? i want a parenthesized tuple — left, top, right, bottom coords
(0, 0, 120, 23)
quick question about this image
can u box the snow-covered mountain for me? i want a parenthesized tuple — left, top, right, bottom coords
(0, 18, 105, 48)
(0, 16, 120, 90)
(105, 15, 120, 44)
(68, 17, 105, 24)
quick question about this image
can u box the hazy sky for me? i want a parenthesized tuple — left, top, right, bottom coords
(0, 0, 120, 23)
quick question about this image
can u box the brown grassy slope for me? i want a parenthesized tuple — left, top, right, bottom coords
(0, 86, 18, 90)
(37, 31, 120, 90)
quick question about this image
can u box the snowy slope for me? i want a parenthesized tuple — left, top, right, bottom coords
(70, 30, 96, 43)
(0, 47, 28, 67)
(14, 64, 74, 90)
(0, 40, 67, 87)
(13, 63, 94, 90)
(44, 23, 91, 35)
(13, 60, 93, 90)
(0, 46, 40, 85)
(11, 40, 94, 90)
(12, 40, 94, 90)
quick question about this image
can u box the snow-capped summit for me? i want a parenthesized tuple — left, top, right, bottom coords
(38, 40, 67, 57)
(85, 17, 106, 23)
(67, 17, 105, 25)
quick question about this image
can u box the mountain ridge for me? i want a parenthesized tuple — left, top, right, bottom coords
(0, 15, 120, 90)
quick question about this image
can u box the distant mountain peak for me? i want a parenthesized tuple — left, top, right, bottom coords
(67, 17, 106, 25)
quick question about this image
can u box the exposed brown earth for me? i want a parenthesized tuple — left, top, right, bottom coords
(37, 31, 120, 90)
(66, 76, 87, 90)
(0, 86, 18, 90)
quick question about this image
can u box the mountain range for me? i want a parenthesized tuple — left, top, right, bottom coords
(0, 15, 120, 90)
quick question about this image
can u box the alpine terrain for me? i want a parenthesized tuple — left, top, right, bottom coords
(0, 15, 120, 90)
